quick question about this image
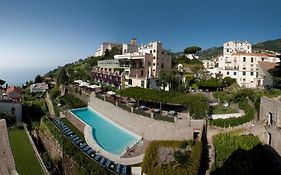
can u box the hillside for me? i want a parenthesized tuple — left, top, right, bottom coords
(198, 38, 281, 60)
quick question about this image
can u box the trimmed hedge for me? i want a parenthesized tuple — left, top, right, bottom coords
(142, 140, 201, 175)
(210, 97, 255, 128)
(40, 117, 111, 175)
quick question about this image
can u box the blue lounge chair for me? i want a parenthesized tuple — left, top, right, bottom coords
(74, 139, 82, 145)
(105, 159, 112, 168)
(63, 129, 71, 133)
(66, 130, 73, 135)
(83, 146, 90, 152)
(79, 143, 87, 149)
(116, 164, 123, 174)
(99, 157, 105, 164)
(121, 166, 128, 175)
(86, 148, 94, 155)
(62, 127, 70, 131)
(94, 154, 101, 161)
(71, 136, 79, 142)
(70, 134, 77, 139)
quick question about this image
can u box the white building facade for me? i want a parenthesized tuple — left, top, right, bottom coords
(208, 41, 280, 88)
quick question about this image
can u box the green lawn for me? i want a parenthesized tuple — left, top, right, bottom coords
(210, 105, 239, 114)
(9, 128, 45, 175)
(61, 118, 84, 140)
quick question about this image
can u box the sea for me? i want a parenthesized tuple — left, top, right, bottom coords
(0, 67, 52, 87)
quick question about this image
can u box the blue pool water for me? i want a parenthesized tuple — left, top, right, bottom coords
(71, 107, 139, 155)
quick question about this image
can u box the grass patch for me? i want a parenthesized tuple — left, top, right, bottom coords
(9, 128, 44, 175)
(209, 105, 238, 114)
(61, 118, 84, 140)
(142, 140, 201, 175)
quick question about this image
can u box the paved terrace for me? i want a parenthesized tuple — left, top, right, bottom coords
(88, 94, 204, 141)
(0, 119, 18, 175)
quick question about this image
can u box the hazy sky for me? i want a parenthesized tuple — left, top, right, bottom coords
(0, 0, 281, 85)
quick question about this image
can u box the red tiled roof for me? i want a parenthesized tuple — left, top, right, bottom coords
(6, 86, 21, 94)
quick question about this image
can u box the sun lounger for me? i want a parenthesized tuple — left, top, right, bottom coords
(74, 139, 82, 145)
(65, 130, 73, 135)
(86, 148, 94, 155)
(79, 143, 87, 149)
(116, 164, 123, 174)
(71, 136, 79, 142)
(83, 145, 90, 152)
(99, 157, 105, 164)
(94, 154, 101, 161)
(105, 159, 112, 168)
(121, 166, 128, 175)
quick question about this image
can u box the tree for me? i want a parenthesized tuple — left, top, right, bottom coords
(57, 68, 68, 85)
(34, 75, 43, 83)
(157, 70, 182, 91)
(0, 79, 5, 86)
(223, 77, 236, 87)
(184, 46, 202, 55)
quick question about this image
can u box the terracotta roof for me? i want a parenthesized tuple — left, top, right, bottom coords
(6, 86, 21, 94)
(232, 52, 276, 57)
(258, 61, 278, 75)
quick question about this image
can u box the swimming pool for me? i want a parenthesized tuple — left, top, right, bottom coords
(70, 107, 140, 155)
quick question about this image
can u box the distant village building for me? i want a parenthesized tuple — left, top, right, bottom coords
(206, 41, 280, 88)
(93, 39, 172, 89)
(30, 83, 49, 93)
(0, 86, 22, 122)
(259, 96, 281, 155)
(257, 61, 278, 88)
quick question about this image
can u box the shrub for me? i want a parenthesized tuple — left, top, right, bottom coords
(142, 140, 202, 175)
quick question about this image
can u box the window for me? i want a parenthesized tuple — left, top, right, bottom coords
(251, 57, 254, 62)
(250, 72, 254, 76)
(150, 50, 152, 54)
(243, 78, 246, 82)
(153, 49, 156, 53)
(153, 69, 155, 72)
(161, 63, 164, 68)
(141, 80, 144, 88)
(162, 51, 164, 54)
(243, 57, 246, 62)
(234, 72, 237, 75)
(128, 79, 132, 85)
(153, 63, 155, 66)
(226, 49, 229, 52)
(227, 71, 229, 75)
(153, 56, 155, 59)
(243, 71, 246, 76)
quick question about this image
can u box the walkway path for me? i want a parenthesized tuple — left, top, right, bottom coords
(0, 119, 18, 175)
(45, 92, 55, 117)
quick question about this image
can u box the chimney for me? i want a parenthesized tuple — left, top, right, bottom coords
(131, 38, 137, 46)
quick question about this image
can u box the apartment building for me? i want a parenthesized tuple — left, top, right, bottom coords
(207, 41, 280, 88)
(93, 39, 171, 89)
(138, 41, 172, 77)
(95, 42, 123, 57)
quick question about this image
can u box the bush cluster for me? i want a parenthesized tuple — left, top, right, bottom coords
(142, 140, 202, 175)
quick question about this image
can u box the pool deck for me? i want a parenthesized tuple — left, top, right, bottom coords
(88, 94, 204, 141)
(82, 94, 204, 165)
(84, 126, 144, 165)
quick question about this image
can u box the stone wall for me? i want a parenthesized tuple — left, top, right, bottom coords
(259, 96, 281, 155)
(67, 85, 90, 104)
(63, 111, 86, 134)
(39, 123, 63, 161)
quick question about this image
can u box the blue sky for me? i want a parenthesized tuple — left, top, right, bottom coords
(0, 0, 281, 85)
